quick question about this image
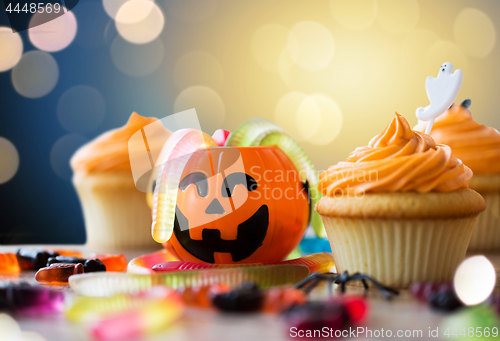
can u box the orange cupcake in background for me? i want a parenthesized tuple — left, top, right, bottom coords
(415, 100, 500, 251)
(316, 113, 485, 288)
(71, 113, 171, 250)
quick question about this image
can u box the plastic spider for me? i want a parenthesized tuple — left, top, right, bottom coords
(295, 271, 400, 300)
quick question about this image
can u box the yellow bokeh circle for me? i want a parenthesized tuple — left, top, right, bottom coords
(115, 0, 164, 44)
(454, 8, 496, 58)
(287, 21, 335, 71)
(174, 86, 225, 131)
(0, 27, 23, 72)
(28, 7, 77, 52)
(0, 137, 20, 184)
(376, 0, 419, 35)
(330, 0, 377, 31)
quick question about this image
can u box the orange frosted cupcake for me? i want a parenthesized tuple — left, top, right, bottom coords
(415, 101, 500, 251)
(316, 113, 485, 288)
(71, 113, 170, 250)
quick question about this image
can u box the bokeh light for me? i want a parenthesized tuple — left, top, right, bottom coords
(115, 0, 164, 44)
(165, 0, 217, 23)
(376, 0, 419, 35)
(28, 8, 77, 52)
(0, 27, 23, 72)
(57, 85, 106, 133)
(11, 51, 59, 98)
(330, 0, 377, 31)
(274, 92, 309, 141)
(287, 21, 335, 71)
(454, 256, 496, 306)
(0, 137, 19, 184)
(296, 96, 322, 141)
(174, 86, 225, 132)
(454, 8, 496, 58)
(174, 51, 224, 91)
(103, 0, 153, 20)
(302, 94, 343, 146)
(110, 36, 165, 77)
(425, 40, 468, 76)
(251, 24, 289, 72)
(50, 134, 88, 180)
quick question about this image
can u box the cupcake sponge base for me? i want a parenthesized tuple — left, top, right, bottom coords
(322, 216, 478, 289)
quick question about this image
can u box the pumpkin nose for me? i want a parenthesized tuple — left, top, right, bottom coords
(205, 198, 225, 214)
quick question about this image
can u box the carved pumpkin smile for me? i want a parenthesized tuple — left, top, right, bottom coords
(174, 204, 269, 263)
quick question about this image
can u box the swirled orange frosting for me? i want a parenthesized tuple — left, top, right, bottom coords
(319, 113, 472, 195)
(71, 113, 170, 174)
(414, 103, 500, 174)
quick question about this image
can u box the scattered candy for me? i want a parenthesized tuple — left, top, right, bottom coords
(66, 287, 184, 341)
(127, 249, 179, 275)
(212, 283, 263, 312)
(90, 254, 127, 272)
(35, 263, 84, 285)
(47, 256, 106, 273)
(299, 237, 332, 254)
(429, 289, 463, 312)
(47, 250, 83, 258)
(0, 282, 65, 315)
(151, 253, 334, 274)
(440, 305, 500, 340)
(283, 297, 367, 338)
(410, 282, 453, 302)
(16, 249, 58, 270)
(212, 129, 231, 146)
(69, 265, 310, 297)
(0, 253, 20, 272)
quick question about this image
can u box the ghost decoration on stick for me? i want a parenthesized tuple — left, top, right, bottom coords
(416, 62, 463, 134)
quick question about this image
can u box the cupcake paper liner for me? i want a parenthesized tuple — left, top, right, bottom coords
(322, 216, 478, 288)
(73, 173, 159, 250)
(468, 191, 500, 252)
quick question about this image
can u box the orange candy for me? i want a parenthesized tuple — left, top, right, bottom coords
(91, 254, 127, 272)
(262, 287, 307, 313)
(48, 250, 83, 258)
(35, 263, 83, 285)
(0, 253, 20, 272)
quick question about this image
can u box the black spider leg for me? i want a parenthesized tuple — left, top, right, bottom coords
(295, 272, 329, 295)
(347, 273, 400, 300)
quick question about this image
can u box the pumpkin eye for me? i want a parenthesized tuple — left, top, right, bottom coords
(221, 172, 257, 198)
(179, 172, 208, 197)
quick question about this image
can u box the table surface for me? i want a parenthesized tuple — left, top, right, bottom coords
(1, 245, 499, 341)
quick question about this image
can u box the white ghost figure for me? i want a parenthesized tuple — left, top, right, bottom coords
(416, 62, 463, 134)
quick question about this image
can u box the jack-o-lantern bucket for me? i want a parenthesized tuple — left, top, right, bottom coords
(149, 118, 324, 264)
(168, 146, 309, 264)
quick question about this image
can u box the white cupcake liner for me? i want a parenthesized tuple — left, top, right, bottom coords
(322, 216, 477, 288)
(73, 173, 160, 250)
(468, 191, 500, 252)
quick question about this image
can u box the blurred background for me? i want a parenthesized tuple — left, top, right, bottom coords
(0, 0, 499, 244)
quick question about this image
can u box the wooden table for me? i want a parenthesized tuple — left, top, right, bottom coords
(1, 245, 499, 341)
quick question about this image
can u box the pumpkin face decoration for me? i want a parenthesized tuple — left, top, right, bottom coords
(165, 146, 309, 264)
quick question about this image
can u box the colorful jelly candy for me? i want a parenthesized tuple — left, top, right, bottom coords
(69, 264, 310, 297)
(410, 282, 463, 312)
(212, 283, 263, 312)
(262, 287, 307, 313)
(66, 287, 184, 341)
(47, 256, 106, 273)
(0, 253, 20, 272)
(16, 249, 58, 270)
(90, 254, 127, 272)
(47, 250, 83, 258)
(0, 282, 65, 315)
(35, 263, 84, 285)
(152, 252, 334, 274)
(283, 297, 368, 337)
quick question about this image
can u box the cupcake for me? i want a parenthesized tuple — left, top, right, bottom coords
(415, 100, 500, 252)
(316, 113, 485, 288)
(71, 113, 170, 250)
